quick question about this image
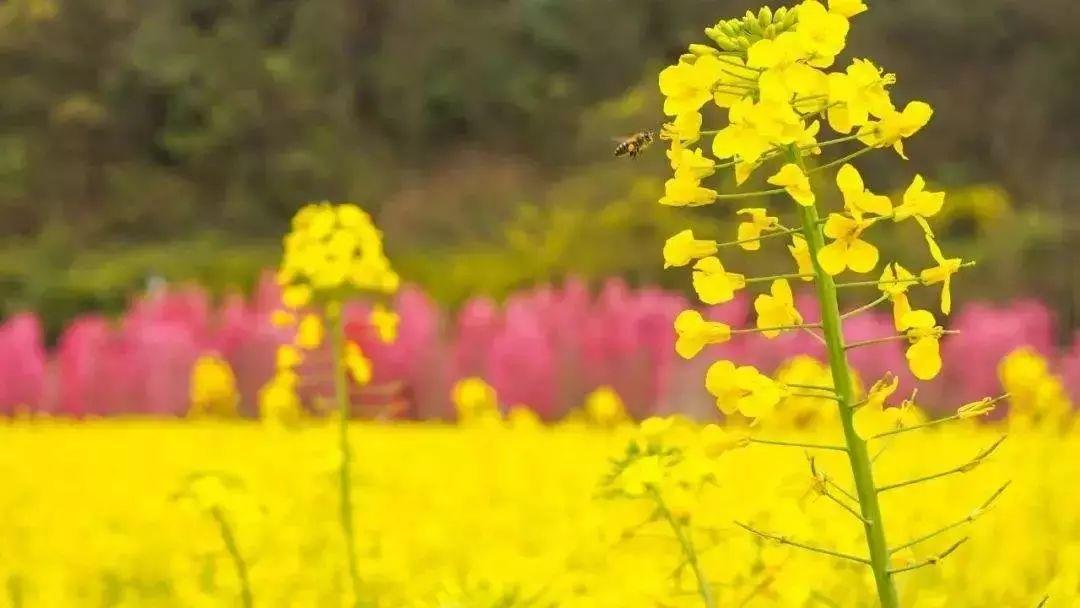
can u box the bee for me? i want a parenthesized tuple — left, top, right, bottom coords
(613, 129, 655, 159)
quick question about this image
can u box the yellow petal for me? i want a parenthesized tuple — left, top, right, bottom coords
(817, 241, 848, 276)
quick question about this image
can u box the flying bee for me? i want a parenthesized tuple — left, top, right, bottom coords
(613, 129, 655, 159)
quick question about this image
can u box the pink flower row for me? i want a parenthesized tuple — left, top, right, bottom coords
(1, 274, 1077, 418)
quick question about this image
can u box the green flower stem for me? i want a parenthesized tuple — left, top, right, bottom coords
(717, 227, 800, 248)
(734, 521, 870, 565)
(748, 438, 848, 452)
(887, 537, 968, 575)
(210, 507, 254, 608)
(789, 147, 900, 607)
(784, 383, 837, 392)
(869, 414, 961, 440)
(841, 295, 890, 320)
(876, 436, 1006, 494)
(806, 146, 874, 174)
(330, 306, 362, 607)
(710, 187, 788, 200)
(731, 323, 822, 334)
(743, 273, 816, 284)
(649, 488, 715, 608)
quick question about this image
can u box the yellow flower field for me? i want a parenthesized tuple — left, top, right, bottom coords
(1, 417, 1076, 607)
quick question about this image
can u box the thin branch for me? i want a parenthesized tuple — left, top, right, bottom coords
(887, 537, 968, 574)
(806, 147, 874, 174)
(790, 392, 843, 402)
(841, 295, 889, 320)
(845, 331, 959, 351)
(748, 438, 849, 452)
(819, 488, 872, 525)
(869, 414, 960, 440)
(734, 521, 870, 564)
(784, 383, 837, 392)
(717, 227, 800, 248)
(802, 327, 828, 346)
(744, 273, 817, 284)
(650, 489, 716, 608)
(732, 322, 823, 334)
(889, 482, 1010, 555)
(877, 436, 1007, 494)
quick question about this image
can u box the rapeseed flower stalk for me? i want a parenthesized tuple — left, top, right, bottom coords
(651, 3, 1005, 605)
(270, 201, 399, 607)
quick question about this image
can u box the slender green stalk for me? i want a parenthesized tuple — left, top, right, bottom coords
(748, 438, 848, 452)
(650, 488, 715, 608)
(330, 306, 362, 607)
(734, 522, 870, 565)
(790, 148, 900, 607)
(210, 507, 254, 608)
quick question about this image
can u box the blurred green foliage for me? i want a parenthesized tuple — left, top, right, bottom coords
(0, 0, 1076, 334)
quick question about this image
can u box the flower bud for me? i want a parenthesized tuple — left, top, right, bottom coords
(758, 6, 773, 28)
(688, 43, 719, 57)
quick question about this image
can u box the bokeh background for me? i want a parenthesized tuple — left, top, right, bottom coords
(0, 0, 1078, 420)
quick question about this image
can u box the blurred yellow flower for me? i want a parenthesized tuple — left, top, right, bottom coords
(295, 314, 324, 350)
(859, 100, 933, 159)
(189, 355, 240, 418)
(369, 304, 399, 344)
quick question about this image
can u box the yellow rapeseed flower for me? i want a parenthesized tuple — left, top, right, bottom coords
(344, 341, 372, 385)
(878, 263, 917, 330)
(692, 256, 746, 304)
(836, 163, 892, 219)
(658, 56, 724, 116)
(663, 229, 718, 268)
(737, 208, 781, 251)
(788, 235, 815, 280)
(659, 173, 719, 207)
(768, 163, 816, 206)
(900, 309, 944, 380)
(957, 397, 997, 420)
(674, 310, 732, 359)
(894, 174, 945, 226)
(817, 213, 879, 275)
(919, 230, 963, 315)
(706, 360, 788, 419)
(858, 100, 933, 159)
(369, 304, 399, 344)
(754, 279, 803, 337)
